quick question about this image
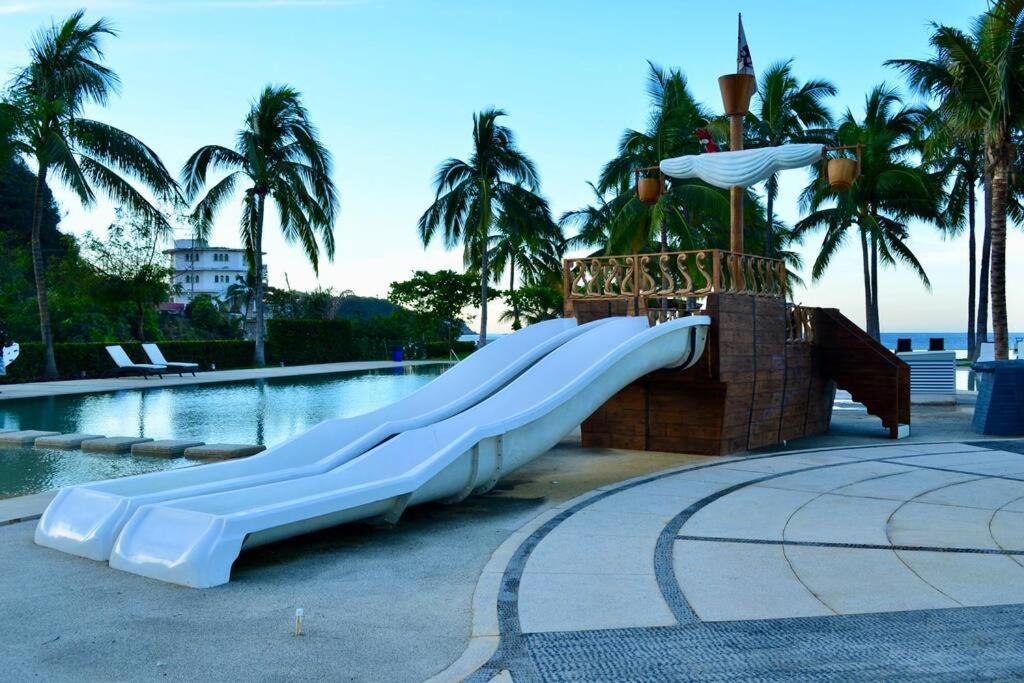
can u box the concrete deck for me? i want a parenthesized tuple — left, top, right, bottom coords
(1, 404, 1022, 681)
(0, 360, 448, 402)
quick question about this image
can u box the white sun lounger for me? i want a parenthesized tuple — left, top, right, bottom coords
(142, 344, 199, 376)
(105, 345, 165, 379)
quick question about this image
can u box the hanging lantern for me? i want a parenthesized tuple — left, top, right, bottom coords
(635, 167, 663, 205)
(823, 144, 864, 191)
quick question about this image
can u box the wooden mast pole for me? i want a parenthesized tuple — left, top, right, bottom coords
(729, 114, 744, 253)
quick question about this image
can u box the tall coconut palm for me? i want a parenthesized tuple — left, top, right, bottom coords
(922, 118, 985, 358)
(796, 85, 942, 340)
(418, 108, 545, 346)
(748, 60, 836, 256)
(6, 11, 179, 377)
(887, 0, 1024, 359)
(485, 200, 563, 330)
(598, 63, 729, 254)
(183, 85, 339, 365)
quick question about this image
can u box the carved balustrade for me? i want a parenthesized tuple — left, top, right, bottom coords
(562, 249, 787, 315)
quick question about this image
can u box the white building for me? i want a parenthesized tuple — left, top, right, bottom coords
(162, 239, 260, 308)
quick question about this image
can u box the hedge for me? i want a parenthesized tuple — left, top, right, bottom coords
(2, 320, 467, 383)
(424, 340, 476, 358)
(265, 319, 356, 365)
(1, 340, 254, 383)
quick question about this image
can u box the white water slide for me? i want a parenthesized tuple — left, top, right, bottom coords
(103, 315, 709, 587)
(35, 317, 601, 561)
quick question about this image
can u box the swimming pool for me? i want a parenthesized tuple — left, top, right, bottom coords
(0, 364, 448, 498)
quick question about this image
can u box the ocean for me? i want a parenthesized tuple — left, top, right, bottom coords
(879, 332, 1024, 354)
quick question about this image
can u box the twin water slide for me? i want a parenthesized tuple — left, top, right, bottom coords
(39, 314, 711, 588)
(35, 317, 595, 561)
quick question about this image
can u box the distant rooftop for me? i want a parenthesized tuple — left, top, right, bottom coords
(166, 238, 247, 252)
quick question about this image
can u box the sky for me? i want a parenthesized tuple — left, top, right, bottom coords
(0, 0, 1017, 334)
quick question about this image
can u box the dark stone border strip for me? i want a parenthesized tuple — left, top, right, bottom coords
(676, 534, 1024, 556)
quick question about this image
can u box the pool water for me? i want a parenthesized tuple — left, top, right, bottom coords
(0, 364, 447, 498)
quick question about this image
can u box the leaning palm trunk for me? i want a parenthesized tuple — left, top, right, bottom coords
(508, 264, 521, 330)
(859, 227, 873, 337)
(31, 167, 58, 378)
(967, 179, 977, 359)
(478, 242, 489, 348)
(976, 171, 992, 351)
(253, 193, 267, 366)
(869, 233, 880, 341)
(765, 173, 777, 257)
(988, 144, 1010, 360)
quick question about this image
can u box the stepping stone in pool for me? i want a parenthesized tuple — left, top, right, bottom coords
(0, 430, 60, 447)
(132, 439, 205, 458)
(81, 436, 154, 454)
(35, 433, 103, 449)
(184, 443, 266, 461)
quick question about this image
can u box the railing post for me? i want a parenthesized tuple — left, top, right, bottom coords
(562, 259, 573, 317)
(711, 249, 721, 293)
(632, 255, 640, 316)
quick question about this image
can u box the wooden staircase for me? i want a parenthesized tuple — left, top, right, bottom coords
(812, 308, 910, 438)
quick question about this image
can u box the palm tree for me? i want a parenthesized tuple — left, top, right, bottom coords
(887, 1, 1024, 359)
(486, 202, 563, 330)
(183, 85, 339, 365)
(597, 63, 729, 255)
(6, 11, 179, 377)
(227, 269, 257, 323)
(418, 108, 546, 346)
(921, 118, 984, 358)
(748, 60, 836, 256)
(796, 85, 942, 340)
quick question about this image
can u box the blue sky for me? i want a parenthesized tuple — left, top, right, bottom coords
(0, 0, 1016, 332)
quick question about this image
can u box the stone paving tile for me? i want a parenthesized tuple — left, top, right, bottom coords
(785, 546, 958, 614)
(990, 509, 1024, 550)
(594, 480, 725, 518)
(754, 460, 915, 494)
(518, 572, 675, 634)
(721, 452, 858, 474)
(784, 494, 902, 546)
(524, 526, 657, 576)
(894, 550, 1024, 607)
(836, 467, 976, 502)
(914, 477, 1024, 510)
(888, 501, 1004, 550)
(674, 539, 831, 621)
(681, 486, 821, 541)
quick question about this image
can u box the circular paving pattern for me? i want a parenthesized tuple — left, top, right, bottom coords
(464, 440, 1024, 681)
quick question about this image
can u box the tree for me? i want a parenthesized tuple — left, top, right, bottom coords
(748, 60, 836, 256)
(482, 198, 562, 330)
(796, 85, 942, 340)
(418, 109, 546, 346)
(387, 270, 479, 348)
(921, 118, 985, 358)
(887, 1, 1024, 358)
(499, 284, 563, 327)
(226, 269, 257, 323)
(81, 212, 175, 340)
(183, 85, 339, 366)
(5, 11, 179, 377)
(596, 63, 730, 255)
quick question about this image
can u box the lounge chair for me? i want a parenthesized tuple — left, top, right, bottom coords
(977, 342, 995, 362)
(105, 345, 165, 379)
(142, 344, 199, 377)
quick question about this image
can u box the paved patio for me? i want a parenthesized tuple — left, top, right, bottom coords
(463, 440, 1024, 681)
(0, 360, 447, 401)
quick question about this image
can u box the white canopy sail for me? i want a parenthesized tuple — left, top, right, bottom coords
(659, 143, 823, 189)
